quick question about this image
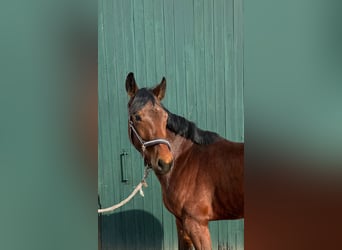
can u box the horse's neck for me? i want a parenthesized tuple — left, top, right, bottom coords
(166, 130, 193, 159)
(156, 130, 193, 187)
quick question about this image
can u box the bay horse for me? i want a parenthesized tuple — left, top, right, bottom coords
(125, 72, 244, 250)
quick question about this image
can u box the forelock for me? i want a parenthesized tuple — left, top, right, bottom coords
(128, 88, 156, 114)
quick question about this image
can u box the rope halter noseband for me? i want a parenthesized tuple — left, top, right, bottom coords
(129, 120, 172, 154)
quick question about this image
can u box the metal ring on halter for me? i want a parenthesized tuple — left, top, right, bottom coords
(129, 120, 172, 152)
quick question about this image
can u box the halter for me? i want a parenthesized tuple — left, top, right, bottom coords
(129, 120, 172, 153)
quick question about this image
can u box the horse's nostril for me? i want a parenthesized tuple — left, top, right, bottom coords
(157, 159, 173, 172)
(158, 159, 166, 169)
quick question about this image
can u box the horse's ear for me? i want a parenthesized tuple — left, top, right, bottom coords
(125, 72, 138, 98)
(153, 77, 166, 101)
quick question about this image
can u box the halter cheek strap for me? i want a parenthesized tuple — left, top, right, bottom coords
(129, 120, 172, 152)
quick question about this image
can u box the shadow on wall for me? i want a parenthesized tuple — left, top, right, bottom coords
(99, 209, 164, 250)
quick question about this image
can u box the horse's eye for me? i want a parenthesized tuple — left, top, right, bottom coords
(135, 115, 141, 121)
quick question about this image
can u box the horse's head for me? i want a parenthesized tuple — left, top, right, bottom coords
(125, 72, 174, 175)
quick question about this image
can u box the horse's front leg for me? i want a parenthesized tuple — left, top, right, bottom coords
(183, 217, 212, 250)
(176, 217, 194, 250)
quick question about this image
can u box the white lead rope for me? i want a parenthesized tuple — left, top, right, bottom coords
(98, 167, 152, 214)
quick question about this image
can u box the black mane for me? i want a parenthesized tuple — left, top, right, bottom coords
(164, 108, 221, 145)
(128, 88, 221, 145)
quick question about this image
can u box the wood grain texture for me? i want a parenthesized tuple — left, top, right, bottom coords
(99, 0, 244, 249)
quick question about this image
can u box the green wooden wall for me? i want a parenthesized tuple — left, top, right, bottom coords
(98, 0, 244, 249)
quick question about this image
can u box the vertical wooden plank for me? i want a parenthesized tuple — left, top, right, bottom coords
(98, 3, 113, 248)
(233, 0, 244, 142)
(209, 222, 218, 250)
(133, 0, 147, 83)
(98, 0, 107, 203)
(153, 0, 166, 78)
(106, 0, 121, 211)
(143, 0, 156, 83)
(224, 0, 234, 140)
(162, 0, 176, 110)
(99, 0, 110, 208)
(213, 0, 226, 136)
(122, 0, 136, 73)
(108, 0, 120, 203)
(174, 0, 187, 115)
(239, 219, 245, 250)
(219, 0, 234, 246)
(204, 0, 216, 132)
(100, 1, 120, 248)
(194, 0, 207, 129)
(114, 0, 131, 199)
(112, 0, 128, 236)
(121, 0, 136, 215)
(183, 0, 196, 121)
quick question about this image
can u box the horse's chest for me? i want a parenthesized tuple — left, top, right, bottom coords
(160, 183, 188, 217)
